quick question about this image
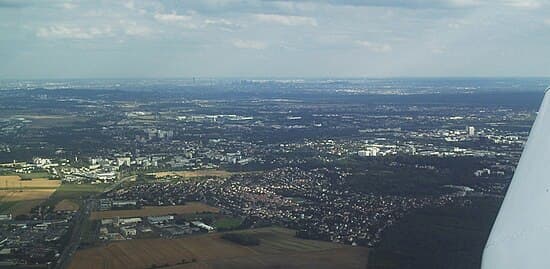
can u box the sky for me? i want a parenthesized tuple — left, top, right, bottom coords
(0, 0, 549, 79)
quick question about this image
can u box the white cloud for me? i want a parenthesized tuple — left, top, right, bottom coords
(154, 12, 192, 23)
(36, 21, 154, 40)
(276, 0, 544, 9)
(447, 19, 471, 29)
(124, 1, 135, 10)
(36, 25, 112, 39)
(503, 0, 541, 9)
(254, 13, 317, 26)
(205, 18, 235, 27)
(232, 39, 267, 49)
(448, 0, 483, 7)
(428, 44, 446, 54)
(544, 19, 550, 25)
(356, 40, 392, 53)
(122, 1, 148, 14)
(61, 2, 78, 10)
(119, 20, 152, 37)
(153, 12, 197, 29)
(204, 18, 241, 31)
(448, 23, 461, 29)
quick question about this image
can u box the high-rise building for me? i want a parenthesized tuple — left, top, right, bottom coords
(467, 126, 476, 136)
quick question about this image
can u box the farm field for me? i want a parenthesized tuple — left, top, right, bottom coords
(68, 227, 368, 269)
(0, 176, 61, 215)
(0, 175, 60, 189)
(0, 189, 58, 201)
(0, 199, 43, 216)
(89, 202, 220, 220)
(16, 114, 88, 128)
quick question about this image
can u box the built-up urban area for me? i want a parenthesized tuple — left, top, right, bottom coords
(0, 78, 544, 268)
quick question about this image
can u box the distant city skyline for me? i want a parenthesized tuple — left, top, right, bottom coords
(1, 0, 550, 79)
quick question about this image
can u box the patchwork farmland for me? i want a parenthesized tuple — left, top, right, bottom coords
(68, 227, 368, 269)
(0, 175, 61, 215)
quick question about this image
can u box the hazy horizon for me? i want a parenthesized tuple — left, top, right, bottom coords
(2, 76, 550, 81)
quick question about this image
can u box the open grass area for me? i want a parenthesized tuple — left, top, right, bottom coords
(50, 183, 108, 200)
(149, 169, 235, 179)
(89, 202, 220, 220)
(19, 172, 54, 180)
(5, 199, 44, 216)
(18, 114, 88, 129)
(68, 227, 368, 269)
(55, 183, 108, 194)
(0, 201, 18, 213)
(0, 171, 55, 179)
(43, 183, 108, 209)
(214, 216, 244, 231)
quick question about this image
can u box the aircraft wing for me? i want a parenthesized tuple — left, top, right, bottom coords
(482, 89, 550, 268)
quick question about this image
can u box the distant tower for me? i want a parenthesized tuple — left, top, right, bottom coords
(467, 126, 476, 136)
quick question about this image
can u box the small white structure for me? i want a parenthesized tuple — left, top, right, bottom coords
(148, 215, 174, 224)
(191, 221, 214, 232)
(121, 227, 137, 237)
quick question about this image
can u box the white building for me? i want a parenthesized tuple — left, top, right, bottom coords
(121, 227, 137, 237)
(191, 221, 214, 232)
(117, 157, 131, 167)
(467, 126, 476, 136)
(474, 168, 491, 177)
(147, 215, 175, 224)
(358, 147, 380, 157)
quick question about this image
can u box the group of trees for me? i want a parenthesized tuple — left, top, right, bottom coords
(221, 233, 260, 246)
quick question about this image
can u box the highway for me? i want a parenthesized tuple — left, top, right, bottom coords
(55, 200, 91, 269)
(55, 175, 135, 269)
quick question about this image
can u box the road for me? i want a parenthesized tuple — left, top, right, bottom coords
(55, 175, 135, 269)
(103, 175, 136, 194)
(55, 200, 91, 269)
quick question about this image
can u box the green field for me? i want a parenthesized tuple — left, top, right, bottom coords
(19, 172, 54, 180)
(0, 201, 18, 213)
(230, 227, 344, 252)
(214, 216, 244, 230)
(0, 170, 54, 179)
(44, 183, 109, 208)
